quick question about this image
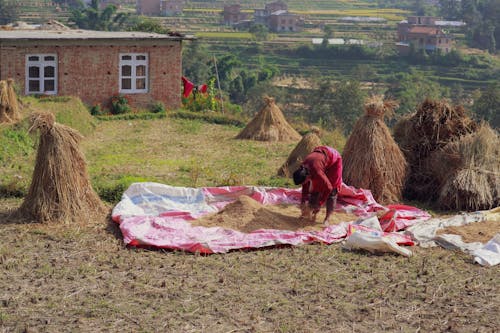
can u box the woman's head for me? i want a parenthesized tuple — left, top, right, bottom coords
(293, 165, 309, 185)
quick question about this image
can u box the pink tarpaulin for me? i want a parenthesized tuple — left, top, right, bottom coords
(112, 182, 431, 253)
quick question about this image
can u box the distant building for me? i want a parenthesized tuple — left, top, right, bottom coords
(136, 0, 160, 15)
(267, 10, 303, 32)
(161, 0, 184, 16)
(397, 16, 453, 55)
(223, 4, 249, 26)
(136, 0, 184, 16)
(254, 1, 303, 32)
(0, 29, 194, 109)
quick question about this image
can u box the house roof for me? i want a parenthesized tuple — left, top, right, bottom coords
(0, 29, 195, 41)
(408, 26, 444, 35)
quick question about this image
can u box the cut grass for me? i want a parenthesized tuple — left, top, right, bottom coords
(83, 117, 299, 200)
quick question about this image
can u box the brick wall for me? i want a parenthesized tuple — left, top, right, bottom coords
(0, 41, 182, 110)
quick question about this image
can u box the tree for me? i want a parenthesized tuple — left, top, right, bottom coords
(0, 0, 18, 25)
(70, 0, 129, 31)
(330, 80, 366, 134)
(128, 16, 170, 34)
(249, 24, 269, 41)
(304, 78, 366, 133)
(386, 70, 446, 115)
(182, 41, 212, 85)
(322, 25, 334, 47)
(473, 83, 500, 128)
(439, 0, 462, 19)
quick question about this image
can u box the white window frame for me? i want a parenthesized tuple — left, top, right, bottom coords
(25, 54, 58, 95)
(119, 53, 148, 93)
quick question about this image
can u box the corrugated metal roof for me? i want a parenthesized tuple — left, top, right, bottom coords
(0, 29, 195, 41)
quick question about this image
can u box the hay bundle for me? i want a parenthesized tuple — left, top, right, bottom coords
(343, 96, 407, 204)
(431, 124, 500, 211)
(277, 126, 322, 177)
(18, 112, 107, 223)
(236, 96, 301, 142)
(0, 79, 21, 123)
(394, 99, 478, 201)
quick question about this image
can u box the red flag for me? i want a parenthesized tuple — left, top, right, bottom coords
(181, 76, 194, 97)
(198, 84, 208, 94)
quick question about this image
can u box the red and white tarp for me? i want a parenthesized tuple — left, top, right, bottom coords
(112, 182, 431, 254)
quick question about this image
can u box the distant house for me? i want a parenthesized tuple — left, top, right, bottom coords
(397, 16, 453, 55)
(223, 4, 249, 26)
(267, 10, 303, 32)
(0, 29, 194, 109)
(254, 1, 303, 32)
(161, 0, 184, 16)
(136, 0, 161, 15)
(136, 0, 184, 16)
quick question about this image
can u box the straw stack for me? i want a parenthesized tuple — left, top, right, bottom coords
(18, 112, 107, 223)
(236, 96, 301, 142)
(343, 96, 407, 204)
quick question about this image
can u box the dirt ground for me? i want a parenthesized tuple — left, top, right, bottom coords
(0, 198, 499, 333)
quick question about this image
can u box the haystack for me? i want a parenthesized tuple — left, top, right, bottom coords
(393, 98, 478, 201)
(277, 126, 322, 177)
(18, 112, 107, 223)
(236, 96, 301, 142)
(430, 124, 500, 211)
(342, 96, 407, 204)
(0, 79, 21, 123)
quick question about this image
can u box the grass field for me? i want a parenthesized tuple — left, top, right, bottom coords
(0, 103, 499, 332)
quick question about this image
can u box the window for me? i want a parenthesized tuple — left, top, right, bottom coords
(25, 54, 57, 95)
(119, 53, 148, 93)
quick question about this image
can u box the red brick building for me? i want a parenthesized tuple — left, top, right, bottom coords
(268, 11, 303, 32)
(136, 0, 184, 16)
(136, 0, 160, 15)
(0, 30, 193, 109)
(397, 16, 453, 55)
(223, 4, 249, 26)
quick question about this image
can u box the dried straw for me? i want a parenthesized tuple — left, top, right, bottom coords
(6, 79, 21, 121)
(434, 124, 500, 211)
(277, 127, 322, 177)
(236, 96, 301, 142)
(0, 81, 11, 123)
(18, 112, 108, 223)
(393, 99, 478, 201)
(0, 79, 21, 123)
(343, 96, 407, 204)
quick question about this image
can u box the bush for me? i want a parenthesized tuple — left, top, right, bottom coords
(110, 95, 131, 115)
(90, 104, 103, 116)
(151, 101, 165, 113)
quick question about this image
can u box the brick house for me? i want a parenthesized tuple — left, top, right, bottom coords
(267, 10, 303, 32)
(397, 16, 453, 55)
(223, 4, 249, 26)
(161, 0, 184, 16)
(136, 0, 184, 16)
(0, 29, 194, 109)
(253, 1, 303, 32)
(136, 0, 160, 15)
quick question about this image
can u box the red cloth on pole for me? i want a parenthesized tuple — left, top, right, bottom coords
(181, 76, 194, 97)
(198, 84, 208, 93)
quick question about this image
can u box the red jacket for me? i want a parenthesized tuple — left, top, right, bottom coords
(301, 146, 343, 207)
